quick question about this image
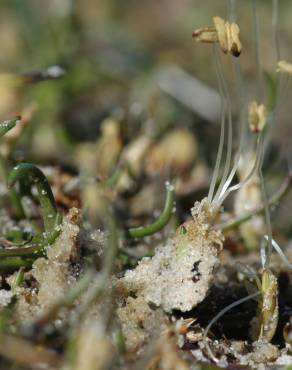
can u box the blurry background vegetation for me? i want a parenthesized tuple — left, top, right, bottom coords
(0, 0, 292, 230)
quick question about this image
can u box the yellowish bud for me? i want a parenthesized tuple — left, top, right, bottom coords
(276, 60, 292, 75)
(248, 101, 267, 133)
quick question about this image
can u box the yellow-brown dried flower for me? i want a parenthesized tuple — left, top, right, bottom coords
(192, 16, 242, 57)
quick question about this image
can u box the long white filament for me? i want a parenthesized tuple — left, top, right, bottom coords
(263, 236, 292, 269)
(216, 152, 241, 202)
(229, 0, 246, 147)
(215, 134, 264, 207)
(212, 0, 248, 208)
(272, 0, 280, 62)
(219, 136, 262, 198)
(258, 158, 273, 269)
(251, 0, 263, 100)
(235, 261, 262, 290)
(229, 0, 236, 22)
(203, 291, 261, 363)
(208, 46, 228, 202)
(212, 50, 234, 204)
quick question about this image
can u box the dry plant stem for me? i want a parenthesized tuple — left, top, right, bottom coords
(0, 333, 61, 368)
(127, 183, 175, 238)
(204, 291, 261, 363)
(31, 270, 95, 330)
(220, 174, 291, 231)
(74, 207, 119, 321)
(129, 337, 161, 370)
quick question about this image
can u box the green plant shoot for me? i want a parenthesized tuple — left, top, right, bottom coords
(8, 163, 61, 237)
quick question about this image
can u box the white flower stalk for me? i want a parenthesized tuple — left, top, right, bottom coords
(206, 46, 266, 212)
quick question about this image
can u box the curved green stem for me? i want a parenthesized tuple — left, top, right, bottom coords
(0, 156, 26, 219)
(0, 117, 25, 218)
(0, 117, 20, 138)
(127, 183, 175, 238)
(4, 230, 32, 244)
(8, 163, 61, 235)
(0, 216, 62, 258)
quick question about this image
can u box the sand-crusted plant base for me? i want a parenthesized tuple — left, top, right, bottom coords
(120, 199, 223, 312)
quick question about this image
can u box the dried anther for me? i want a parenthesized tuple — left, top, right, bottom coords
(192, 26, 218, 43)
(192, 16, 242, 57)
(276, 60, 292, 75)
(214, 16, 242, 57)
(248, 101, 267, 133)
